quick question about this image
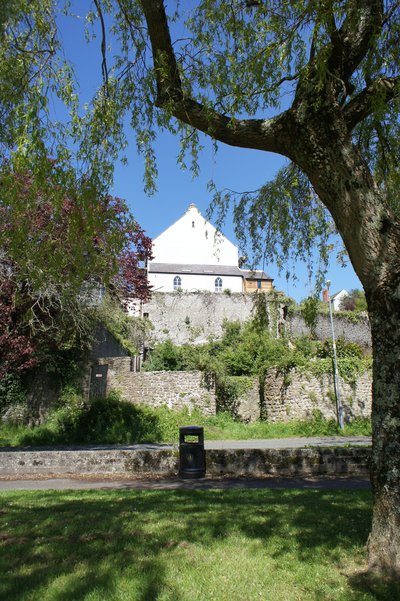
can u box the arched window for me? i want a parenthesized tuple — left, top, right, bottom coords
(173, 276, 182, 290)
(215, 277, 223, 292)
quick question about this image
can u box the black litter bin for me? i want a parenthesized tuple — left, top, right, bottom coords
(179, 426, 206, 479)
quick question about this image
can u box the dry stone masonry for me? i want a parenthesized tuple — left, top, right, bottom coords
(90, 357, 371, 423)
(262, 369, 372, 423)
(95, 357, 216, 415)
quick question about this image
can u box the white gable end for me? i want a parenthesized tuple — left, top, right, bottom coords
(151, 204, 239, 266)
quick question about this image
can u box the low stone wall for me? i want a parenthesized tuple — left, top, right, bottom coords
(0, 446, 371, 478)
(95, 357, 216, 416)
(207, 447, 370, 477)
(0, 446, 177, 477)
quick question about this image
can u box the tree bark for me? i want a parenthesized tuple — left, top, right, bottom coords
(367, 295, 400, 577)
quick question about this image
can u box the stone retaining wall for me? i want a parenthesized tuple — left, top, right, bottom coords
(288, 313, 371, 349)
(263, 369, 372, 423)
(216, 369, 372, 423)
(89, 357, 371, 423)
(142, 292, 371, 348)
(143, 292, 255, 345)
(95, 358, 216, 415)
(0, 446, 371, 478)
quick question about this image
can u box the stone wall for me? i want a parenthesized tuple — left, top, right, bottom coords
(288, 313, 371, 349)
(0, 445, 371, 478)
(89, 356, 371, 424)
(143, 292, 255, 344)
(96, 357, 216, 416)
(233, 369, 372, 422)
(235, 379, 261, 422)
(142, 292, 371, 348)
(263, 369, 372, 423)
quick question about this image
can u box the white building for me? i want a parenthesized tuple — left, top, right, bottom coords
(147, 203, 273, 294)
(330, 289, 349, 311)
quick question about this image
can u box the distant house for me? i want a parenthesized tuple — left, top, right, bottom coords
(331, 289, 349, 311)
(322, 288, 349, 311)
(147, 203, 273, 294)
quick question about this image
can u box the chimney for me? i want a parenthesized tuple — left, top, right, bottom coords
(322, 288, 329, 303)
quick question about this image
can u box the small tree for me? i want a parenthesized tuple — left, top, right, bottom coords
(0, 161, 153, 377)
(339, 289, 368, 312)
(300, 297, 319, 338)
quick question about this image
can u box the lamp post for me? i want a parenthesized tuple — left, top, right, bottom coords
(326, 280, 344, 429)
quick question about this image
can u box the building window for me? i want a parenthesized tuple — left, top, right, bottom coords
(257, 280, 262, 289)
(215, 277, 222, 292)
(173, 276, 182, 290)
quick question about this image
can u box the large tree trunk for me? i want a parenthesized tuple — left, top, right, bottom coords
(367, 295, 400, 576)
(290, 126, 400, 577)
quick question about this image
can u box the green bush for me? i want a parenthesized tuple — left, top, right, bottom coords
(96, 294, 150, 356)
(300, 296, 319, 336)
(143, 340, 204, 371)
(0, 374, 26, 413)
(16, 391, 163, 446)
(293, 335, 318, 358)
(0, 373, 28, 426)
(215, 375, 254, 415)
(317, 337, 364, 359)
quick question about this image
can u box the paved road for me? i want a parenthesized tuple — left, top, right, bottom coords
(0, 475, 371, 491)
(204, 436, 371, 450)
(1, 436, 370, 452)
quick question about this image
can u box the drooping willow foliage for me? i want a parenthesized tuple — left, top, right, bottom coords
(1, 1, 400, 277)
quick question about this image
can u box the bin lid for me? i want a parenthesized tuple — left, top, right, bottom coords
(179, 425, 204, 435)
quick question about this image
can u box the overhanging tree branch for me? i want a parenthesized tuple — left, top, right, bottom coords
(328, 0, 383, 82)
(139, 0, 288, 154)
(343, 76, 400, 130)
(94, 0, 109, 91)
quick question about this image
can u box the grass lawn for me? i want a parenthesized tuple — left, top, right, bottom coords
(0, 488, 397, 601)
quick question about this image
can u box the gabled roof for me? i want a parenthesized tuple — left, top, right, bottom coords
(331, 289, 348, 299)
(152, 203, 203, 242)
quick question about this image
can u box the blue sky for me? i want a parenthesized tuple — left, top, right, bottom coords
(58, 2, 362, 302)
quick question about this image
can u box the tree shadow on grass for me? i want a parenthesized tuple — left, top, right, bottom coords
(0, 487, 396, 600)
(346, 571, 400, 601)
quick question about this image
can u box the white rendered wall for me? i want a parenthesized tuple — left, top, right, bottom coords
(149, 272, 243, 293)
(151, 204, 239, 266)
(332, 290, 349, 311)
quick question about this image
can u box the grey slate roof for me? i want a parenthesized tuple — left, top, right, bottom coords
(241, 269, 273, 281)
(331, 289, 348, 299)
(148, 263, 273, 280)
